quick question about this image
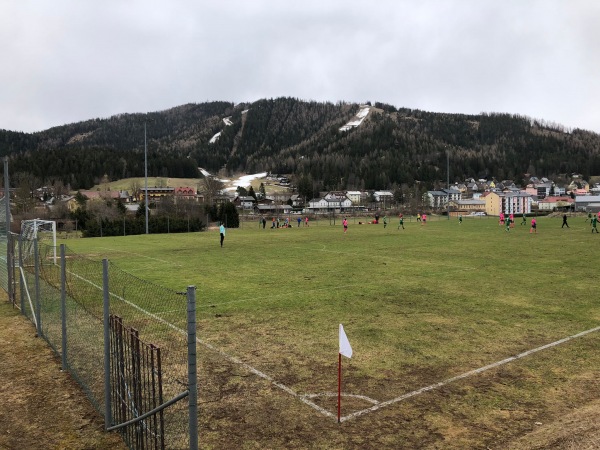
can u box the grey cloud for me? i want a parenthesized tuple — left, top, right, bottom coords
(1, 0, 599, 133)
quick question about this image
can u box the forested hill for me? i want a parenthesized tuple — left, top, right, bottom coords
(1, 97, 600, 191)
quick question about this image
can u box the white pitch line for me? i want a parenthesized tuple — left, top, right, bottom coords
(66, 269, 335, 419)
(65, 268, 600, 423)
(340, 324, 600, 422)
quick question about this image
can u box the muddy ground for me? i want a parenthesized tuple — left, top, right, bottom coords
(2, 296, 600, 449)
(0, 300, 126, 450)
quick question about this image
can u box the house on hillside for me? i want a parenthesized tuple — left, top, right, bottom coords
(324, 191, 348, 201)
(234, 196, 256, 210)
(373, 191, 394, 203)
(454, 183, 468, 194)
(174, 186, 196, 202)
(289, 194, 303, 207)
(138, 187, 174, 202)
(78, 190, 130, 202)
(568, 180, 590, 194)
(345, 190, 365, 205)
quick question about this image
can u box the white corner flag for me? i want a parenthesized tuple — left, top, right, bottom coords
(339, 324, 353, 358)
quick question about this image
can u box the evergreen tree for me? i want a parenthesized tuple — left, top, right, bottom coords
(248, 185, 257, 200)
(217, 202, 239, 228)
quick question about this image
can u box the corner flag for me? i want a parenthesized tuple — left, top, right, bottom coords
(339, 324, 353, 358)
(338, 323, 353, 423)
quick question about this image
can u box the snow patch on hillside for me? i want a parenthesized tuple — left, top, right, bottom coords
(339, 105, 370, 131)
(199, 168, 267, 192)
(209, 116, 233, 143)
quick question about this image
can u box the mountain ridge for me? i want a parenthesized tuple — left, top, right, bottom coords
(1, 98, 599, 192)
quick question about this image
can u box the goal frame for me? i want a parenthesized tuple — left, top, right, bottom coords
(20, 219, 57, 264)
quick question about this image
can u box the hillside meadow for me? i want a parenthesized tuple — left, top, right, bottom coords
(57, 215, 600, 449)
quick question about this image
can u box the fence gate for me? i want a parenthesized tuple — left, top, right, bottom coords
(110, 314, 165, 450)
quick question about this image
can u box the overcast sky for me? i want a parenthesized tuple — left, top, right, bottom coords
(2, 1, 599, 133)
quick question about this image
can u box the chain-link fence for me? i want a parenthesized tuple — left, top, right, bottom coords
(1, 215, 198, 449)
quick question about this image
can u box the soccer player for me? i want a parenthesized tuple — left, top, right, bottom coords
(398, 215, 405, 230)
(343, 217, 348, 233)
(530, 218, 537, 234)
(219, 222, 226, 247)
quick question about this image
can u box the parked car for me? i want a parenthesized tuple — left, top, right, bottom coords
(469, 211, 487, 216)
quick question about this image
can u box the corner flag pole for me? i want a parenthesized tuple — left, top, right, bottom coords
(338, 324, 353, 424)
(337, 352, 342, 423)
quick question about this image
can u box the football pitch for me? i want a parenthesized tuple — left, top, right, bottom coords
(59, 215, 600, 448)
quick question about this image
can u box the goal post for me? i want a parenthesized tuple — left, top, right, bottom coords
(20, 219, 57, 265)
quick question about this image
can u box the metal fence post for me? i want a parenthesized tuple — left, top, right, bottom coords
(187, 285, 198, 450)
(18, 234, 24, 312)
(4, 157, 13, 305)
(34, 238, 41, 336)
(60, 244, 67, 370)
(103, 258, 113, 429)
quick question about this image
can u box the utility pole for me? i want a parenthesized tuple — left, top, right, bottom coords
(446, 148, 450, 220)
(144, 123, 149, 234)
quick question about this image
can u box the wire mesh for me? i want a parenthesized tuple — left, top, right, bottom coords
(1, 237, 192, 449)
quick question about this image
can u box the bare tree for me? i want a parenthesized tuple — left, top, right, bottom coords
(87, 200, 121, 221)
(199, 175, 224, 205)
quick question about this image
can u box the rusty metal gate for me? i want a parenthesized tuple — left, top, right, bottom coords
(109, 314, 165, 450)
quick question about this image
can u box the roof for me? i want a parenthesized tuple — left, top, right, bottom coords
(255, 204, 291, 211)
(539, 196, 573, 203)
(575, 195, 600, 203)
(79, 190, 121, 200)
(489, 191, 533, 198)
(174, 187, 195, 195)
(454, 199, 486, 205)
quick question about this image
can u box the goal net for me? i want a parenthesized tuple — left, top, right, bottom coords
(20, 219, 57, 265)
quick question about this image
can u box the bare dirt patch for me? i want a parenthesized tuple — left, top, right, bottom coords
(0, 300, 125, 450)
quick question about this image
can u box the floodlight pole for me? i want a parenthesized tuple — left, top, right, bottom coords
(4, 157, 12, 304)
(144, 123, 149, 234)
(446, 148, 450, 220)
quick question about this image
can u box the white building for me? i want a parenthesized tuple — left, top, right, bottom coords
(423, 188, 462, 208)
(306, 197, 353, 214)
(345, 190, 364, 204)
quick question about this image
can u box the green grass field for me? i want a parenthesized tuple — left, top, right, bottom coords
(58, 215, 600, 448)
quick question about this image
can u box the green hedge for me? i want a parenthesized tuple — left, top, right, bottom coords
(82, 216, 205, 237)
